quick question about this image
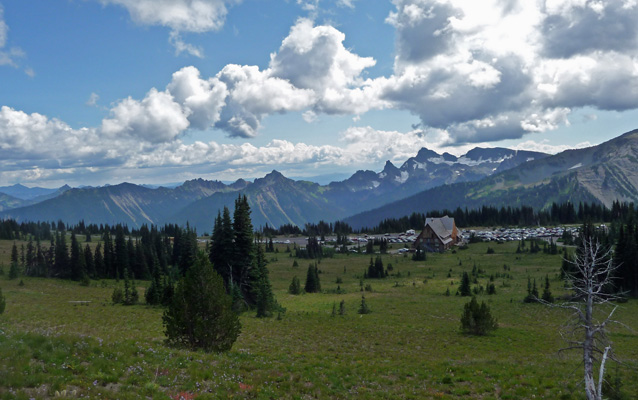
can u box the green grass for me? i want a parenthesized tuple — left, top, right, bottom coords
(1, 240, 637, 399)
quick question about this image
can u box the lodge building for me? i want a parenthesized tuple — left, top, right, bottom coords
(413, 216, 458, 252)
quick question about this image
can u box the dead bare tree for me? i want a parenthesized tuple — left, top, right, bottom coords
(544, 237, 624, 400)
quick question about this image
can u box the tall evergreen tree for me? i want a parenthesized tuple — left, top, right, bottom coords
(36, 238, 46, 277)
(84, 244, 95, 278)
(233, 195, 255, 304)
(253, 243, 279, 317)
(54, 231, 70, 278)
(9, 242, 19, 279)
(94, 243, 105, 278)
(459, 271, 472, 296)
(145, 254, 163, 305)
(114, 225, 129, 280)
(25, 237, 35, 276)
(305, 263, 320, 293)
(102, 230, 114, 279)
(69, 231, 85, 280)
(178, 224, 197, 276)
(210, 208, 234, 289)
(542, 274, 554, 303)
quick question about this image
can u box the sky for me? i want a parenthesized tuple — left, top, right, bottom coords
(1, 0, 638, 188)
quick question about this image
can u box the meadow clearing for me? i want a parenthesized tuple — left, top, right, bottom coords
(0, 238, 636, 399)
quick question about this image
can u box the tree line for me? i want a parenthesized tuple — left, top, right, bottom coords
(364, 200, 634, 233)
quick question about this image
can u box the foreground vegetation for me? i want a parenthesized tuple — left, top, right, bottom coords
(1, 239, 637, 399)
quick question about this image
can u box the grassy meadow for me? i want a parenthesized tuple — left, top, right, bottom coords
(0, 238, 637, 399)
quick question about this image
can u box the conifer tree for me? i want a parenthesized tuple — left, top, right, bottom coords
(114, 225, 129, 280)
(145, 255, 163, 305)
(234, 195, 255, 303)
(542, 274, 554, 303)
(123, 268, 131, 304)
(358, 294, 371, 314)
(25, 237, 35, 276)
(130, 277, 139, 305)
(161, 275, 175, 306)
(253, 242, 279, 317)
(36, 238, 46, 277)
(9, 242, 19, 279)
(365, 240, 374, 254)
(177, 224, 197, 276)
(459, 271, 472, 296)
(460, 296, 498, 335)
(84, 244, 95, 278)
(288, 276, 301, 295)
(163, 252, 241, 352)
(54, 232, 70, 278)
(94, 243, 104, 279)
(210, 208, 234, 288)
(102, 231, 114, 279)
(305, 263, 320, 293)
(70, 231, 85, 280)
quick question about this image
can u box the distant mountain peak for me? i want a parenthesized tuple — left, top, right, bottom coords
(230, 179, 248, 189)
(382, 160, 398, 172)
(414, 147, 441, 162)
(441, 152, 457, 162)
(267, 170, 284, 177)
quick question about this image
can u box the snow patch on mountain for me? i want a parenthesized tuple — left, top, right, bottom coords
(427, 157, 455, 165)
(457, 154, 514, 166)
(395, 171, 409, 184)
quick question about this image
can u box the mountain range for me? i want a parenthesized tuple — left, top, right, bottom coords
(1, 128, 637, 232)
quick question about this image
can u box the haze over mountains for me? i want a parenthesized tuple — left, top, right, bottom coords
(2, 129, 638, 232)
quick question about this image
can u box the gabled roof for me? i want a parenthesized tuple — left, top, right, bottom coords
(425, 217, 453, 245)
(439, 215, 455, 233)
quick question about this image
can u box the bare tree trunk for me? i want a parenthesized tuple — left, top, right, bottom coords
(583, 253, 597, 400)
(542, 237, 624, 400)
(583, 327, 597, 400)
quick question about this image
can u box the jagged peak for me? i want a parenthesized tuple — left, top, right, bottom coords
(414, 147, 441, 162)
(382, 160, 399, 172)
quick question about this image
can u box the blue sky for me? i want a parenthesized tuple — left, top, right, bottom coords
(1, 0, 637, 187)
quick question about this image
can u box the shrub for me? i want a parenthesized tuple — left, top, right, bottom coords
(111, 287, 124, 304)
(460, 296, 498, 335)
(163, 253, 241, 352)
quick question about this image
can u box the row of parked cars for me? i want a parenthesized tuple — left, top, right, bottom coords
(461, 226, 582, 242)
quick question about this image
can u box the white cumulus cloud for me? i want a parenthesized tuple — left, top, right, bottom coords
(97, 0, 237, 56)
(101, 88, 190, 143)
(375, 0, 638, 145)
